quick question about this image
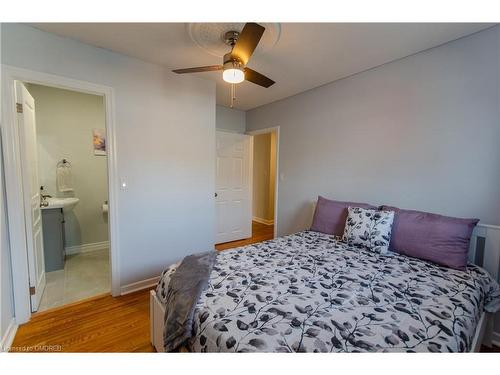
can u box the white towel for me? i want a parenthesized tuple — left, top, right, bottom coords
(56, 163, 74, 192)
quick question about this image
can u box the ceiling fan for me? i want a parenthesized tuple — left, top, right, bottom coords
(172, 23, 275, 106)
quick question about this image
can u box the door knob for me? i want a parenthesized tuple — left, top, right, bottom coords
(215, 192, 218, 198)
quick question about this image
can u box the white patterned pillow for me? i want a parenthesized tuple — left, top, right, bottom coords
(342, 206, 395, 254)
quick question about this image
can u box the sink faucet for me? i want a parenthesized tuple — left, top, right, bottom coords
(40, 186, 52, 207)
(40, 194, 52, 207)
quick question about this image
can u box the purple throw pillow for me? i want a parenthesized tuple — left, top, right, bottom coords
(382, 205, 479, 271)
(311, 196, 377, 236)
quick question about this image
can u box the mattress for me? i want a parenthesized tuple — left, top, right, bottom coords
(156, 230, 499, 352)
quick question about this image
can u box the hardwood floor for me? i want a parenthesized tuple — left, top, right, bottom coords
(10, 221, 274, 353)
(11, 290, 153, 352)
(215, 221, 274, 251)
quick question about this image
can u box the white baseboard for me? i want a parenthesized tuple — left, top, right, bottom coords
(65, 241, 109, 255)
(253, 216, 274, 226)
(120, 276, 160, 295)
(1, 319, 18, 352)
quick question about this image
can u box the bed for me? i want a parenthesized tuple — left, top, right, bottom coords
(150, 229, 499, 353)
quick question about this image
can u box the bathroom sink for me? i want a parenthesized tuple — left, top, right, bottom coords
(41, 197, 80, 213)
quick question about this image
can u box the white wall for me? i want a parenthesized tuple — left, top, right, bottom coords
(216, 105, 246, 133)
(247, 26, 500, 236)
(27, 84, 109, 248)
(1, 23, 216, 295)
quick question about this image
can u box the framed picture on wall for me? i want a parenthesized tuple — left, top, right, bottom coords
(93, 128, 106, 156)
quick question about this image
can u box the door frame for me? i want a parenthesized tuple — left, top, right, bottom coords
(1, 65, 121, 324)
(15, 82, 46, 312)
(215, 130, 254, 244)
(246, 126, 280, 238)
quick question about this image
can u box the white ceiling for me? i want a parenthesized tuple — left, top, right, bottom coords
(31, 23, 494, 110)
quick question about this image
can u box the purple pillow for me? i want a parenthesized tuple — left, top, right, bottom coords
(382, 205, 479, 271)
(311, 196, 377, 236)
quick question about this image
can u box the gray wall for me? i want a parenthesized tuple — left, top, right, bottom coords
(1, 23, 216, 293)
(216, 105, 246, 133)
(27, 84, 109, 248)
(247, 26, 500, 237)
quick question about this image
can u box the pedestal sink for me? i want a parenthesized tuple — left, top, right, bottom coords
(41, 197, 80, 213)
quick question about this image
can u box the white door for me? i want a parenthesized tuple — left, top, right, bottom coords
(16, 81, 46, 312)
(215, 131, 252, 244)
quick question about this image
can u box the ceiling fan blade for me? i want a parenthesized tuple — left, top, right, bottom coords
(231, 23, 265, 65)
(244, 68, 275, 88)
(172, 65, 223, 74)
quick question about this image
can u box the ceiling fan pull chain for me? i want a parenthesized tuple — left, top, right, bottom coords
(230, 83, 236, 108)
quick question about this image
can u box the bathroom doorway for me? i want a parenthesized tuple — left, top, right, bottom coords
(2, 66, 121, 324)
(2, 67, 119, 324)
(17, 81, 111, 313)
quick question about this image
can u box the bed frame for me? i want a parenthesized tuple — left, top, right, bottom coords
(150, 290, 166, 352)
(150, 223, 500, 353)
(467, 223, 499, 351)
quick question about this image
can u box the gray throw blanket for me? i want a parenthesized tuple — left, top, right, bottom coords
(163, 251, 217, 352)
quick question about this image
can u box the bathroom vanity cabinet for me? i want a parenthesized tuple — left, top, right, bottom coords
(42, 208, 65, 272)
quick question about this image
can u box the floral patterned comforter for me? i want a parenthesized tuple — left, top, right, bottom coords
(156, 231, 500, 352)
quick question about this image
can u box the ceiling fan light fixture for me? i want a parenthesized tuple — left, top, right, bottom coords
(223, 58, 245, 84)
(223, 67, 245, 84)
(173, 23, 275, 90)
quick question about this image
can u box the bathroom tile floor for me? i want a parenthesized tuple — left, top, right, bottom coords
(38, 249, 110, 312)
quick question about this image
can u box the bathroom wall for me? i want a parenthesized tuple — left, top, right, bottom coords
(27, 84, 109, 249)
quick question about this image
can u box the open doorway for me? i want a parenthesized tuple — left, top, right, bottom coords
(17, 82, 110, 313)
(2, 66, 119, 324)
(214, 127, 279, 251)
(214, 131, 253, 248)
(251, 129, 277, 238)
